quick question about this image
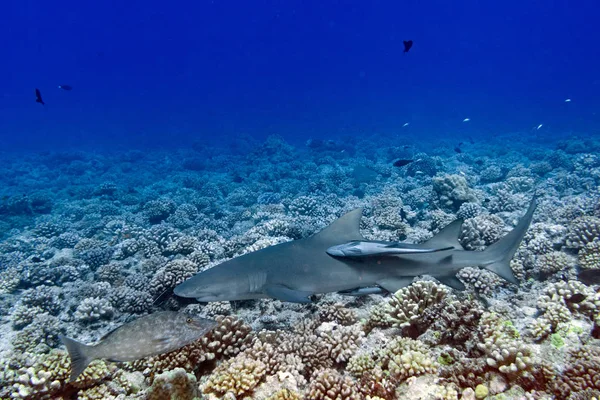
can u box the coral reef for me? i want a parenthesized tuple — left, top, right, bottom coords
(0, 135, 598, 399)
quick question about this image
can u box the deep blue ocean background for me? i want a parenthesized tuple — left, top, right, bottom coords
(1, 0, 599, 150)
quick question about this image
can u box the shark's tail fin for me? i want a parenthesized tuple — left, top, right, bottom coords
(59, 334, 93, 382)
(481, 196, 537, 284)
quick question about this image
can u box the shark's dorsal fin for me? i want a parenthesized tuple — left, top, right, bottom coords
(315, 208, 365, 242)
(424, 219, 464, 249)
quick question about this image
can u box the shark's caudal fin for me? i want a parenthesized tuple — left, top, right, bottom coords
(59, 334, 94, 382)
(481, 196, 537, 284)
(315, 208, 365, 243)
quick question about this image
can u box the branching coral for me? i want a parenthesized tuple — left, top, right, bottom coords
(306, 368, 362, 400)
(387, 281, 448, 331)
(476, 312, 534, 378)
(432, 174, 477, 211)
(566, 216, 600, 249)
(459, 214, 505, 251)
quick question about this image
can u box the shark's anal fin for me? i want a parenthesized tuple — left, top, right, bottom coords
(437, 276, 466, 290)
(376, 277, 414, 293)
(264, 285, 313, 303)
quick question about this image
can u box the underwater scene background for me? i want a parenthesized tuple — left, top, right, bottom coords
(1, 0, 600, 399)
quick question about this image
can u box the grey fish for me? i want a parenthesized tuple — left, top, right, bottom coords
(174, 197, 536, 303)
(327, 240, 453, 257)
(59, 312, 216, 382)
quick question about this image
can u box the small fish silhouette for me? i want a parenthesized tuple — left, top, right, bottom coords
(393, 159, 414, 167)
(403, 40, 413, 53)
(58, 85, 73, 91)
(454, 147, 462, 154)
(35, 88, 44, 105)
(399, 208, 407, 221)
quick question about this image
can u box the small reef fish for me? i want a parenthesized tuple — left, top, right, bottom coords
(565, 98, 571, 102)
(402, 122, 410, 127)
(59, 312, 216, 382)
(58, 85, 73, 91)
(35, 88, 44, 105)
(399, 207, 407, 221)
(578, 269, 600, 286)
(536, 124, 543, 130)
(454, 146, 462, 153)
(393, 159, 414, 167)
(462, 118, 470, 122)
(403, 40, 413, 53)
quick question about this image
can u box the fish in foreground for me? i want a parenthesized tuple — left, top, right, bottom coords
(393, 159, 414, 167)
(35, 88, 44, 105)
(578, 269, 600, 285)
(59, 312, 216, 382)
(403, 40, 413, 53)
(58, 84, 73, 91)
(174, 196, 537, 303)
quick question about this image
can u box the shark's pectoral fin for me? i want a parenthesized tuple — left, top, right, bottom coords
(437, 276, 466, 290)
(376, 277, 414, 293)
(264, 285, 313, 303)
(338, 286, 388, 296)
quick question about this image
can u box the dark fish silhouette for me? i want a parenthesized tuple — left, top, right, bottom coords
(58, 85, 73, 91)
(578, 269, 600, 285)
(454, 146, 462, 154)
(35, 88, 44, 105)
(403, 40, 413, 53)
(399, 208, 407, 221)
(393, 159, 414, 167)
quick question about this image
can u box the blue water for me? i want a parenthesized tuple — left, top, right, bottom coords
(2, 0, 599, 150)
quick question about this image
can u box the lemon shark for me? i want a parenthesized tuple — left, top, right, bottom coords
(174, 197, 536, 303)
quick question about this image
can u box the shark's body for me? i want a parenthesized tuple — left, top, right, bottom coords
(174, 198, 536, 303)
